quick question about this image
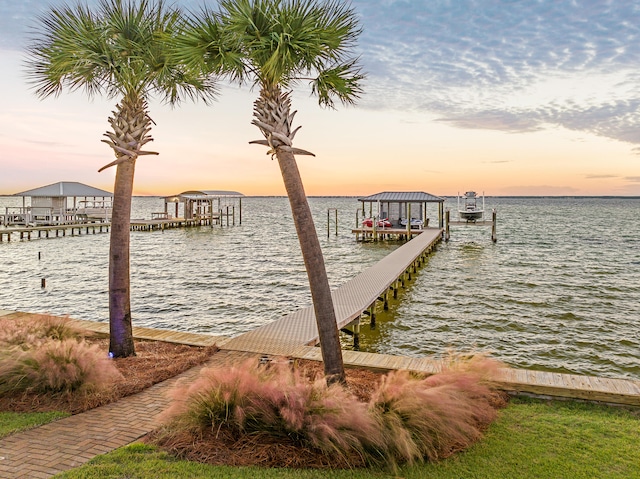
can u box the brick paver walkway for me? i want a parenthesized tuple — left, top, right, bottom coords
(0, 350, 253, 479)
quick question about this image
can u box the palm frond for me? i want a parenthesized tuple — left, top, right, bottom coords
(25, 0, 217, 105)
(311, 58, 364, 108)
(175, 6, 247, 85)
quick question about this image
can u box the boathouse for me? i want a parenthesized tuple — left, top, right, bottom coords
(3, 181, 113, 226)
(358, 191, 445, 228)
(163, 190, 244, 225)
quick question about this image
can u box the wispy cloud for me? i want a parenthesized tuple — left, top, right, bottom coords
(4, 0, 640, 151)
(585, 174, 618, 180)
(354, 0, 640, 147)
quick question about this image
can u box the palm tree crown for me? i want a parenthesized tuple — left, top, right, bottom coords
(27, 0, 215, 105)
(181, 0, 363, 106)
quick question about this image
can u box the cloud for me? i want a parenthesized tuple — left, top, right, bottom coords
(353, 0, 640, 147)
(4, 0, 640, 150)
(624, 176, 640, 183)
(585, 174, 618, 180)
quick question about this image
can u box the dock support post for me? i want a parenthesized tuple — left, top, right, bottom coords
(353, 321, 360, 350)
(445, 210, 450, 241)
(327, 208, 338, 237)
(491, 209, 497, 242)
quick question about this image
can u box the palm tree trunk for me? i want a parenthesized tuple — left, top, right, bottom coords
(108, 158, 136, 357)
(103, 96, 156, 359)
(275, 149, 345, 384)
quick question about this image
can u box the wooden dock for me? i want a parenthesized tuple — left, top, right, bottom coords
(129, 216, 218, 231)
(222, 228, 443, 353)
(0, 223, 110, 242)
(0, 215, 234, 241)
(3, 310, 639, 406)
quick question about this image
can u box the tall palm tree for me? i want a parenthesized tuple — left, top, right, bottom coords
(179, 0, 364, 383)
(25, 0, 216, 357)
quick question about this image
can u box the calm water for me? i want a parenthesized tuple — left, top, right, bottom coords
(1, 196, 638, 379)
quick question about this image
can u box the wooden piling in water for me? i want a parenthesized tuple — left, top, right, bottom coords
(492, 209, 497, 242)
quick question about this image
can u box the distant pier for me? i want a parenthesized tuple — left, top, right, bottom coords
(0, 213, 236, 242)
(0, 223, 110, 242)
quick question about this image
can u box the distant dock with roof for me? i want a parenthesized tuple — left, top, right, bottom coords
(0, 182, 243, 241)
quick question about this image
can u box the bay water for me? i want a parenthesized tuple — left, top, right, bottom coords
(1, 196, 638, 379)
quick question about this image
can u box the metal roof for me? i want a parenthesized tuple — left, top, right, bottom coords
(164, 190, 244, 202)
(166, 190, 244, 201)
(358, 191, 445, 203)
(14, 182, 113, 197)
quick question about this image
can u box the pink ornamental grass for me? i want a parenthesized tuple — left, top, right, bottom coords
(0, 338, 122, 394)
(160, 355, 505, 469)
(163, 358, 385, 463)
(0, 314, 81, 348)
(369, 357, 504, 465)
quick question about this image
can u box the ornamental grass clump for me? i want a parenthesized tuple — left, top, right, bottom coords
(369, 355, 506, 466)
(0, 314, 82, 348)
(160, 358, 385, 466)
(0, 316, 122, 395)
(157, 355, 506, 469)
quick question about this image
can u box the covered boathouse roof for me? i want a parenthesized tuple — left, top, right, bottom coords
(164, 190, 244, 202)
(14, 181, 112, 198)
(358, 191, 444, 203)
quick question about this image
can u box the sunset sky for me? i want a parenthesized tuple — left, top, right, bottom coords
(1, 0, 639, 197)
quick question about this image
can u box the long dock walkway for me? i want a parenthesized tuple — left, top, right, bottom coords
(221, 228, 443, 355)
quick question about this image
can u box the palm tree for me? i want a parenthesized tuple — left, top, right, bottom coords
(179, 0, 364, 383)
(25, 0, 216, 357)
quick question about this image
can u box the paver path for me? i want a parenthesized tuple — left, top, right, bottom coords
(0, 350, 253, 479)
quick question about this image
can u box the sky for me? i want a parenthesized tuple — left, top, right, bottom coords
(1, 0, 639, 197)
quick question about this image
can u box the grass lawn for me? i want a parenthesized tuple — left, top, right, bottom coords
(54, 397, 640, 479)
(0, 411, 69, 438)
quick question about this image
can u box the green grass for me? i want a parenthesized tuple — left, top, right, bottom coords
(54, 397, 640, 479)
(0, 411, 69, 438)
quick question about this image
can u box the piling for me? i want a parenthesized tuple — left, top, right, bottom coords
(445, 210, 450, 241)
(491, 209, 497, 242)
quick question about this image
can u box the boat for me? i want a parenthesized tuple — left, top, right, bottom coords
(458, 191, 484, 222)
(399, 217, 424, 229)
(76, 199, 113, 222)
(362, 217, 392, 228)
